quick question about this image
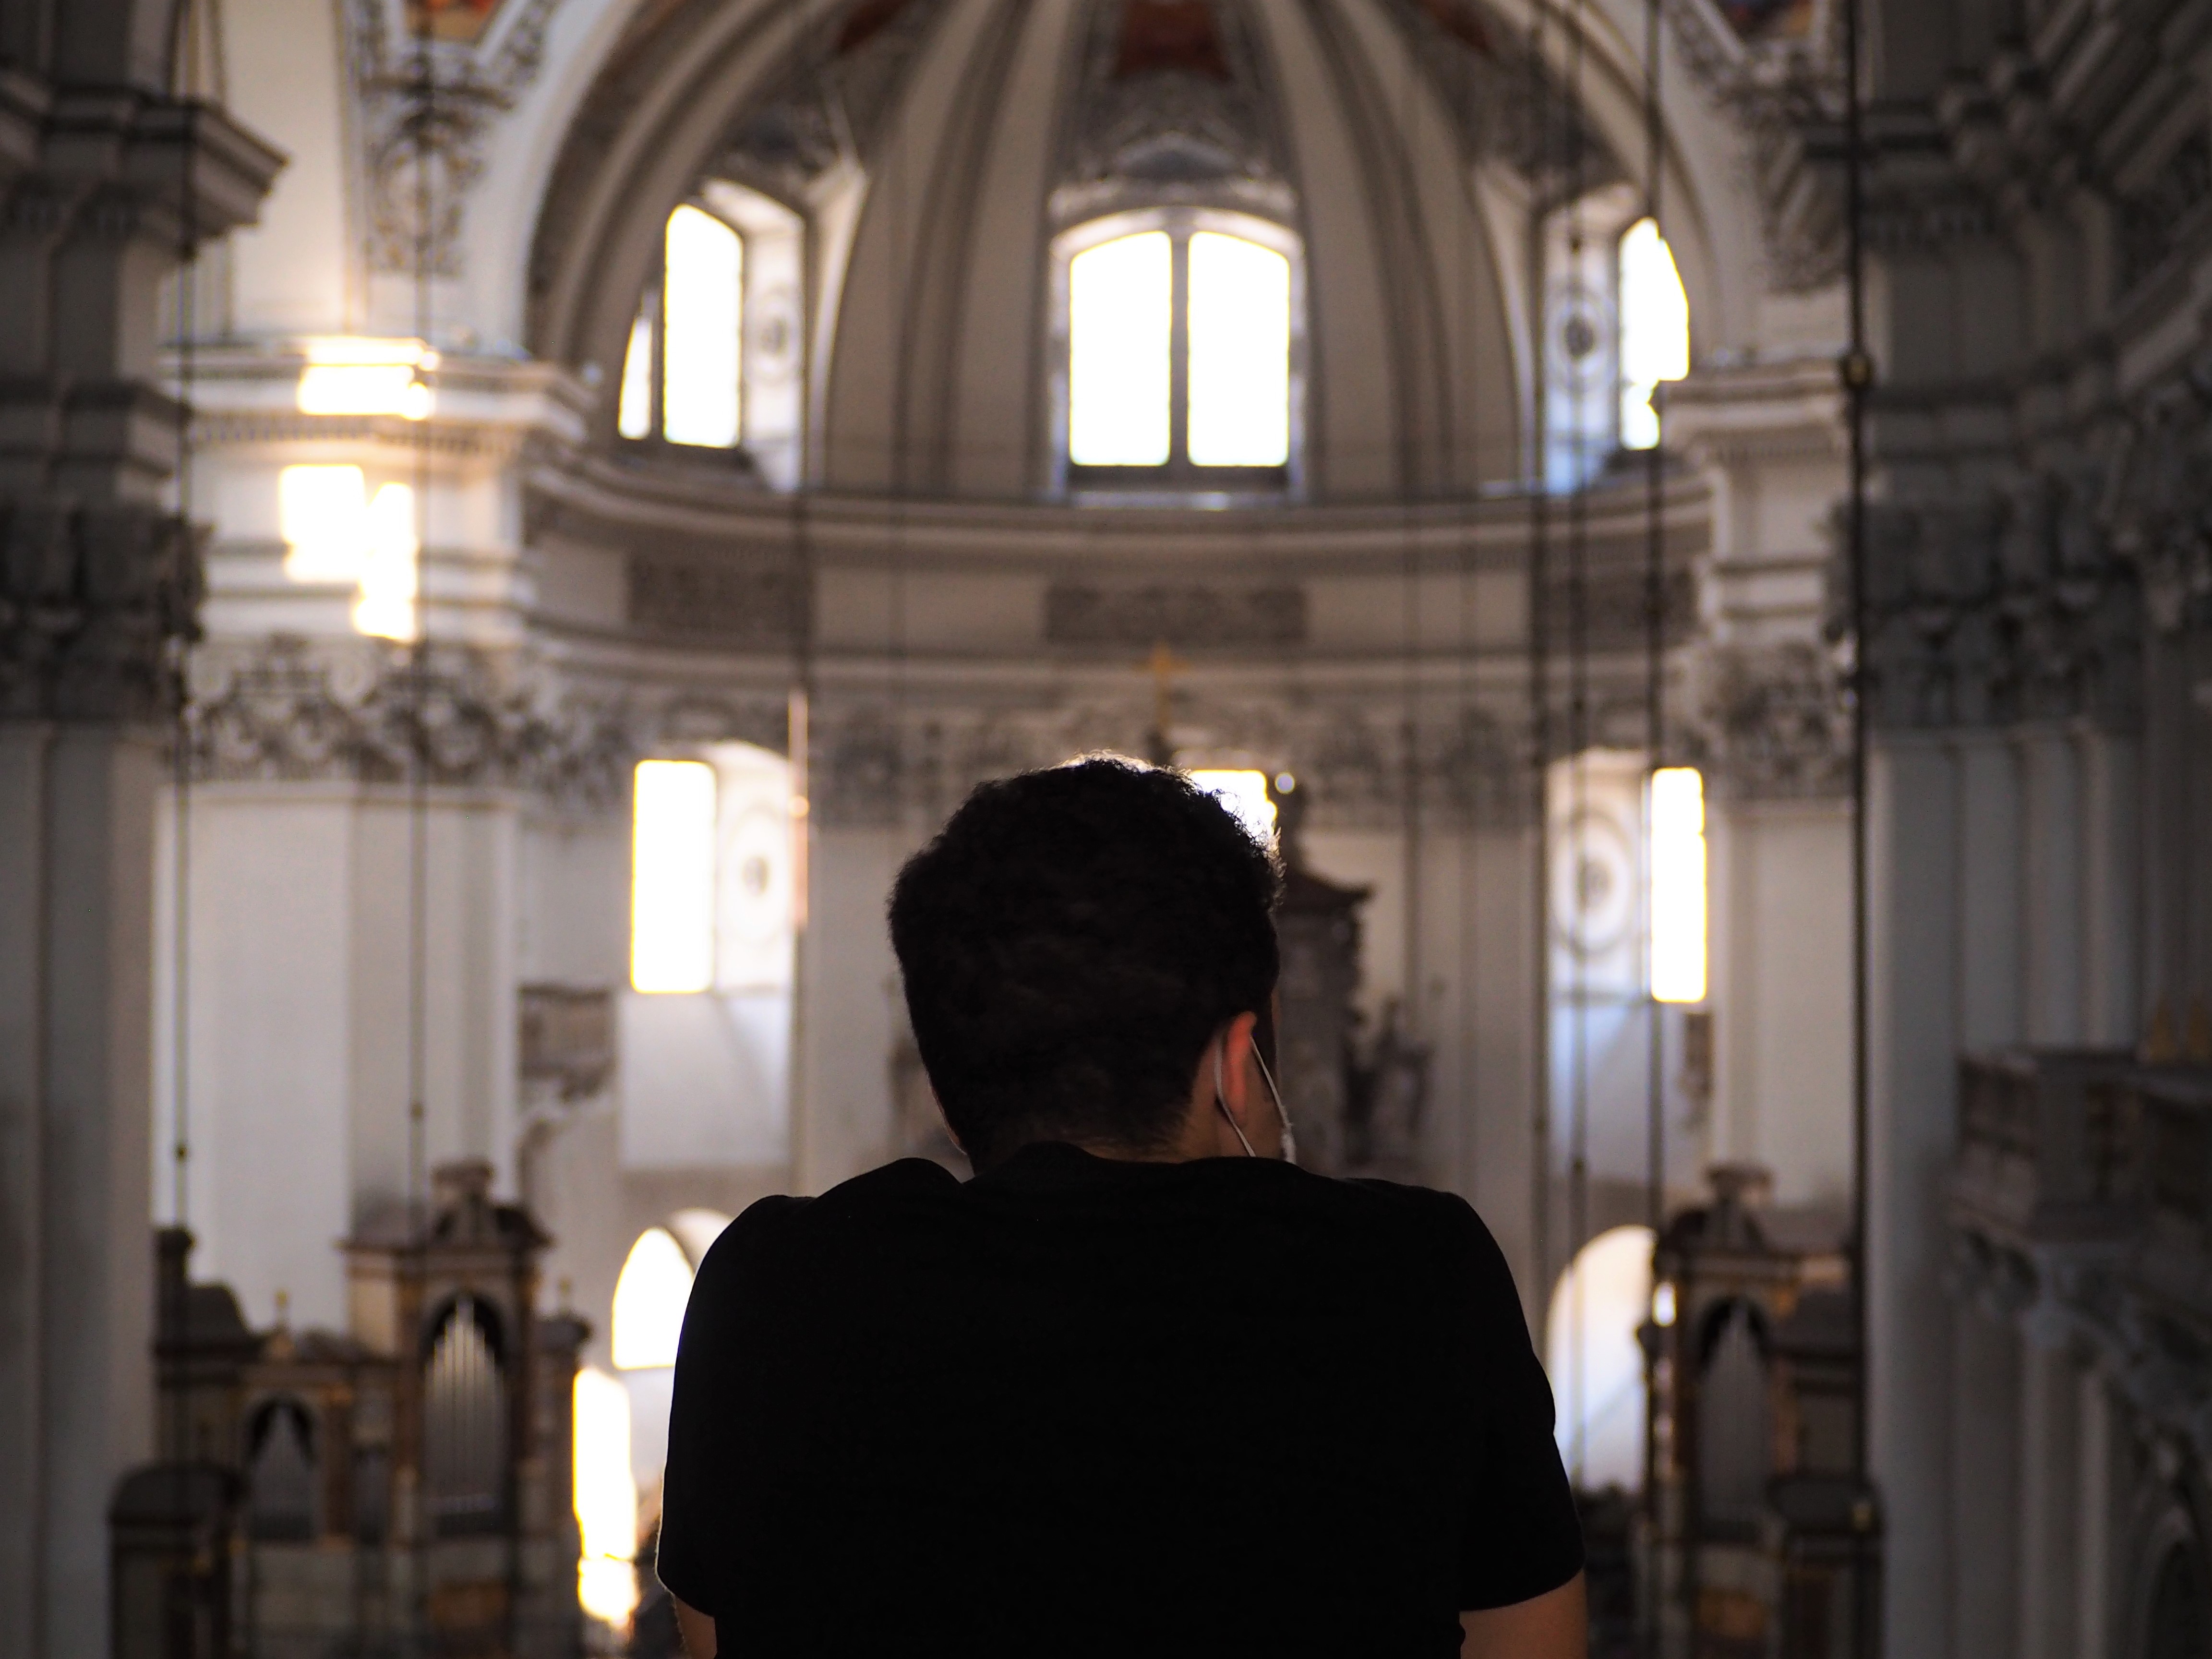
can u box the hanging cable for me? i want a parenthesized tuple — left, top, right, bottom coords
(1638, 0, 1669, 1643)
(402, 12, 437, 1646)
(163, 0, 204, 1510)
(1842, 0, 1875, 1651)
(1452, 3, 1481, 1207)
(1525, 0, 1555, 1343)
(1563, 0, 1594, 1493)
(1396, 3, 1424, 1171)
(406, 9, 434, 1238)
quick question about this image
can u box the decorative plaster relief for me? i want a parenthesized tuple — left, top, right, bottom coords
(626, 553, 810, 645)
(1661, 0, 1847, 292)
(809, 689, 1527, 830)
(1043, 580, 1306, 646)
(1050, 0, 1292, 226)
(1698, 640, 1849, 800)
(186, 634, 632, 809)
(349, 0, 567, 276)
(0, 501, 202, 723)
(1844, 468, 2142, 732)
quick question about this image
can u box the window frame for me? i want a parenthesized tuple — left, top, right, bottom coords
(1048, 207, 1307, 503)
(620, 197, 747, 450)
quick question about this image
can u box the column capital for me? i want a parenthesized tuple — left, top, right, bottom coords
(0, 496, 198, 723)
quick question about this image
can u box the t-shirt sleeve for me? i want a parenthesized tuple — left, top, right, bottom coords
(655, 1198, 794, 1618)
(1448, 1201, 1586, 1611)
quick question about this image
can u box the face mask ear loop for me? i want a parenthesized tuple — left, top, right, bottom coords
(1251, 1046, 1297, 1166)
(1214, 1040, 1258, 1157)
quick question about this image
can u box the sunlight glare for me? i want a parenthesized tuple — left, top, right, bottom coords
(1190, 769, 1277, 844)
(1546, 1225, 1656, 1492)
(1187, 233, 1290, 467)
(631, 760, 718, 994)
(618, 306, 653, 440)
(661, 205, 742, 448)
(1649, 767, 1707, 1003)
(574, 1367, 639, 1627)
(612, 1227, 695, 1371)
(278, 465, 368, 582)
(1069, 232, 1172, 466)
(1619, 219, 1689, 451)
(350, 483, 419, 642)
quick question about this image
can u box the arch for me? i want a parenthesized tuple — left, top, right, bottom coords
(245, 1395, 318, 1542)
(528, 0, 1763, 504)
(2128, 1477, 2212, 1659)
(612, 1226, 697, 1370)
(1544, 1223, 1654, 1492)
(1695, 1297, 1772, 1529)
(421, 1294, 509, 1537)
(1049, 206, 1306, 497)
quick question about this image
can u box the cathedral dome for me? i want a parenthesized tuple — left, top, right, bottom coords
(529, 0, 1687, 505)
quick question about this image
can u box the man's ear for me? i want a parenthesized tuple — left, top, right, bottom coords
(1220, 1009, 1261, 1118)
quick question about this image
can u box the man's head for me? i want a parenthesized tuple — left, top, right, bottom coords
(888, 757, 1282, 1169)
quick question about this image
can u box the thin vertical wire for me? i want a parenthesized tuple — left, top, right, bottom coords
(407, 3, 434, 1238)
(1525, 0, 1555, 1338)
(406, 20, 436, 1648)
(1640, 0, 1669, 1644)
(1564, 0, 1593, 1492)
(1843, 0, 1875, 1648)
(165, 17, 202, 1505)
(169, 86, 200, 1246)
(1398, 0, 1423, 1139)
(1455, 6, 1481, 1207)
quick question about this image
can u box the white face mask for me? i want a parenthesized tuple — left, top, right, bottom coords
(1214, 1035, 1297, 1165)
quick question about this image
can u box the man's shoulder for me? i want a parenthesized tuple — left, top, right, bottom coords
(697, 1159, 962, 1262)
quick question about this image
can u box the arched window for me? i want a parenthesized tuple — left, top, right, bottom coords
(617, 182, 805, 487)
(1054, 211, 1300, 495)
(1541, 202, 1689, 489)
(612, 1226, 695, 1370)
(1545, 1224, 1654, 1493)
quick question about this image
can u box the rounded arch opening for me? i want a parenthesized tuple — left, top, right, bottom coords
(1545, 1223, 1655, 1494)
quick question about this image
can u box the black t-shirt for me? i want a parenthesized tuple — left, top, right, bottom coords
(657, 1144, 1582, 1657)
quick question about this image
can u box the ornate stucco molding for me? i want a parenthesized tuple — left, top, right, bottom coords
(185, 634, 633, 810)
(1695, 640, 1849, 800)
(1661, 0, 1848, 292)
(807, 690, 1531, 832)
(0, 501, 203, 723)
(1043, 580, 1306, 648)
(347, 0, 567, 276)
(1839, 467, 2142, 733)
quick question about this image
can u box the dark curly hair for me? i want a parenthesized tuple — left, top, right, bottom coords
(888, 757, 1282, 1169)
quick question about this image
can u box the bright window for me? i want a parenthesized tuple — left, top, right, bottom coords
(1069, 232, 1173, 465)
(1062, 216, 1297, 485)
(616, 186, 805, 485)
(630, 760, 718, 995)
(573, 1367, 639, 1625)
(661, 205, 743, 447)
(629, 745, 798, 996)
(611, 1226, 694, 1370)
(1648, 767, 1707, 1003)
(276, 465, 420, 642)
(1187, 234, 1290, 467)
(1619, 219, 1689, 451)
(1546, 1225, 1655, 1492)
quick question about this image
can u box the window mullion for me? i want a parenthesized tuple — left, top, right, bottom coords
(653, 270, 667, 441)
(1169, 231, 1190, 473)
